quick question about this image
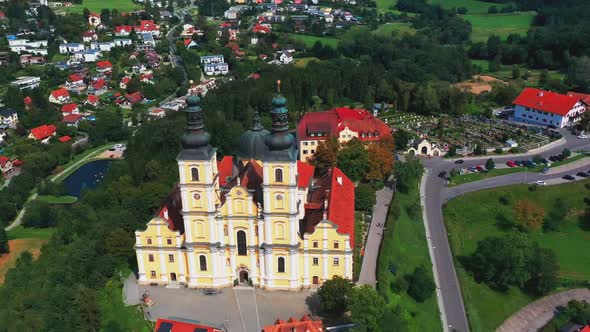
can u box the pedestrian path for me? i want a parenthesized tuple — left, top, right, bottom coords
(234, 287, 261, 332)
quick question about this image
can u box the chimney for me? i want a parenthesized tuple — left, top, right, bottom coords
(163, 207, 169, 220)
(538, 91, 544, 97)
(336, 176, 342, 185)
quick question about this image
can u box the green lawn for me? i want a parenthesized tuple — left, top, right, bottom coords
(443, 180, 590, 331)
(372, 23, 416, 37)
(36, 195, 78, 204)
(7, 226, 55, 240)
(53, 0, 142, 14)
(287, 33, 339, 48)
(464, 12, 535, 42)
(294, 57, 321, 68)
(377, 186, 441, 331)
(99, 277, 152, 332)
(448, 154, 588, 186)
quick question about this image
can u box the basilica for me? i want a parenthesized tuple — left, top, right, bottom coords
(134, 90, 355, 290)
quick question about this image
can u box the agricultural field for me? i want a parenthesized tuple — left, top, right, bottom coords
(287, 33, 339, 48)
(464, 12, 535, 42)
(51, 0, 142, 14)
(443, 180, 590, 331)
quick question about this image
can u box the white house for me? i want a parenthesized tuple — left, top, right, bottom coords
(115, 25, 133, 36)
(0, 109, 18, 129)
(90, 41, 115, 52)
(59, 43, 85, 54)
(11, 76, 41, 90)
(279, 49, 293, 64)
(49, 88, 71, 104)
(203, 63, 229, 76)
(512, 88, 589, 128)
(73, 49, 101, 62)
(115, 38, 132, 47)
(200, 55, 224, 65)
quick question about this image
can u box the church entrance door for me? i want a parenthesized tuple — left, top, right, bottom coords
(239, 270, 249, 284)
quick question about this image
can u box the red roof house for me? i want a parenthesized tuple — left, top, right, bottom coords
(24, 96, 32, 107)
(49, 88, 71, 104)
(120, 92, 144, 109)
(252, 23, 271, 34)
(115, 25, 133, 36)
(120, 76, 132, 89)
(87, 94, 99, 106)
(58, 135, 72, 142)
(263, 315, 323, 332)
(62, 114, 83, 126)
(512, 88, 589, 128)
(61, 103, 79, 115)
(68, 74, 84, 83)
(96, 60, 113, 72)
(29, 124, 57, 142)
(88, 78, 107, 95)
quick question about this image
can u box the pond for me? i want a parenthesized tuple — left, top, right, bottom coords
(63, 159, 113, 197)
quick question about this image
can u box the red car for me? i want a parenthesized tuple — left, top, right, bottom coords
(476, 165, 485, 172)
(506, 160, 516, 167)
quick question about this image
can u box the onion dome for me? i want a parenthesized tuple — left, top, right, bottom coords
(177, 95, 215, 161)
(263, 80, 297, 162)
(238, 112, 269, 160)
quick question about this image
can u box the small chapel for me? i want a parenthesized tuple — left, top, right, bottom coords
(134, 87, 355, 290)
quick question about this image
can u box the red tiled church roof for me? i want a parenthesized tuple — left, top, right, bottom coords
(513, 88, 584, 116)
(217, 155, 235, 187)
(297, 160, 314, 188)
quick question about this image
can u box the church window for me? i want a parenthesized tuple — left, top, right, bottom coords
(223, 225, 228, 236)
(148, 254, 154, 262)
(193, 193, 201, 200)
(278, 257, 285, 273)
(255, 225, 259, 236)
(275, 168, 283, 182)
(311, 150, 315, 154)
(168, 254, 174, 263)
(313, 257, 319, 266)
(333, 257, 339, 266)
(303, 150, 308, 154)
(150, 271, 156, 278)
(166, 238, 172, 245)
(237, 230, 247, 256)
(276, 223, 285, 239)
(146, 238, 152, 245)
(333, 242, 339, 249)
(199, 255, 207, 271)
(191, 167, 199, 181)
(312, 241, 319, 248)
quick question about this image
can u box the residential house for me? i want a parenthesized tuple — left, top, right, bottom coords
(49, 88, 71, 104)
(154, 319, 221, 332)
(224, 5, 248, 19)
(91, 41, 115, 52)
(61, 103, 80, 116)
(88, 13, 101, 27)
(180, 24, 198, 38)
(139, 32, 156, 47)
(203, 62, 229, 76)
(115, 25, 133, 36)
(512, 88, 589, 128)
(7, 37, 48, 55)
(62, 113, 83, 127)
(96, 60, 113, 73)
(134, 20, 160, 37)
(59, 43, 85, 54)
(252, 23, 271, 34)
(86, 94, 100, 107)
(200, 54, 224, 65)
(65, 73, 86, 94)
(28, 124, 57, 143)
(19, 54, 45, 65)
(87, 79, 107, 95)
(58, 136, 72, 143)
(73, 49, 101, 62)
(11, 76, 41, 90)
(82, 31, 97, 42)
(0, 109, 18, 129)
(188, 79, 217, 96)
(120, 76, 132, 89)
(145, 51, 161, 68)
(297, 107, 392, 161)
(115, 38, 132, 47)
(139, 73, 154, 84)
(148, 108, 166, 119)
(0, 156, 17, 177)
(119, 92, 144, 109)
(279, 49, 293, 64)
(184, 39, 198, 49)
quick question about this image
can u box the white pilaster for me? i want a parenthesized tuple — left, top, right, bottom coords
(289, 249, 298, 289)
(259, 249, 266, 287)
(211, 248, 220, 286)
(248, 218, 255, 246)
(265, 249, 273, 288)
(230, 249, 237, 280)
(303, 240, 309, 286)
(178, 249, 186, 281)
(137, 249, 147, 282)
(187, 249, 198, 286)
(249, 249, 257, 282)
(159, 251, 168, 283)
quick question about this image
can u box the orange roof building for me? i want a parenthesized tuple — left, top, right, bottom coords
(263, 315, 323, 332)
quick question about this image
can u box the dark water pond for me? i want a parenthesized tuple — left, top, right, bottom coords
(63, 159, 112, 197)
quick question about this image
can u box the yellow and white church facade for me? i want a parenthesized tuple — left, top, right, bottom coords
(135, 92, 356, 290)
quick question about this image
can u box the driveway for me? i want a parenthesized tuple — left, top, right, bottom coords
(358, 187, 394, 286)
(421, 129, 590, 332)
(132, 283, 316, 332)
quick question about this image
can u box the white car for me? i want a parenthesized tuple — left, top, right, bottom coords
(536, 180, 546, 186)
(114, 144, 126, 149)
(578, 134, 588, 139)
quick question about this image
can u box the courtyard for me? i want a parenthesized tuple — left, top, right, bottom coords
(125, 274, 318, 331)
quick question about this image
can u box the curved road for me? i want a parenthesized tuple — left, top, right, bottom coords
(421, 129, 590, 332)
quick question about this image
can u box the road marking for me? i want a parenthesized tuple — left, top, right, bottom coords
(252, 288, 261, 331)
(233, 289, 247, 332)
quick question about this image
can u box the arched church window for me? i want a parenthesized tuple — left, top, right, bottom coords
(237, 230, 247, 256)
(199, 255, 207, 271)
(277, 257, 285, 273)
(191, 167, 199, 181)
(275, 168, 283, 182)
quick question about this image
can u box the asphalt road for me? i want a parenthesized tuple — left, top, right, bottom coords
(421, 129, 590, 332)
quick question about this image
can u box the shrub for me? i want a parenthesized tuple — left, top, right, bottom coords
(406, 199, 422, 220)
(494, 147, 503, 154)
(355, 183, 377, 212)
(406, 266, 435, 302)
(562, 148, 571, 158)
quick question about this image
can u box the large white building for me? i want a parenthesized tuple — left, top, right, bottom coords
(11, 76, 41, 90)
(513, 88, 589, 128)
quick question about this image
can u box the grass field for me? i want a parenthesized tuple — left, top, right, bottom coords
(372, 23, 416, 37)
(429, 0, 512, 14)
(99, 277, 152, 332)
(36, 195, 78, 204)
(1, 225, 54, 284)
(448, 154, 588, 186)
(287, 33, 339, 48)
(464, 12, 535, 42)
(443, 180, 590, 331)
(53, 0, 142, 14)
(7, 226, 55, 240)
(471, 59, 566, 86)
(294, 57, 321, 68)
(377, 185, 441, 331)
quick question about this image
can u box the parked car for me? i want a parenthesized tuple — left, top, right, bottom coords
(577, 134, 588, 139)
(203, 289, 222, 295)
(506, 161, 516, 167)
(536, 180, 546, 186)
(515, 161, 523, 166)
(540, 158, 549, 164)
(577, 172, 589, 178)
(563, 175, 576, 181)
(438, 171, 447, 178)
(468, 166, 477, 172)
(549, 156, 559, 162)
(527, 159, 537, 166)
(540, 167, 549, 174)
(455, 159, 464, 164)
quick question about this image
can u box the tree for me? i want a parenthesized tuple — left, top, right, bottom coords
(355, 183, 376, 212)
(310, 137, 339, 176)
(366, 138, 394, 181)
(567, 56, 590, 91)
(511, 66, 521, 79)
(562, 148, 571, 158)
(394, 129, 411, 151)
(474, 144, 484, 156)
(488, 6, 499, 14)
(337, 139, 369, 183)
(316, 276, 354, 316)
(348, 285, 385, 331)
(514, 199, 545, 232)
(0, 228, 9, 254)
(406, 265, 435, 302)
(543, 198, 568, 232)
(393, 159, 424, 194)
(525, 248, 558, 296)
(485, 158, 495, 170)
